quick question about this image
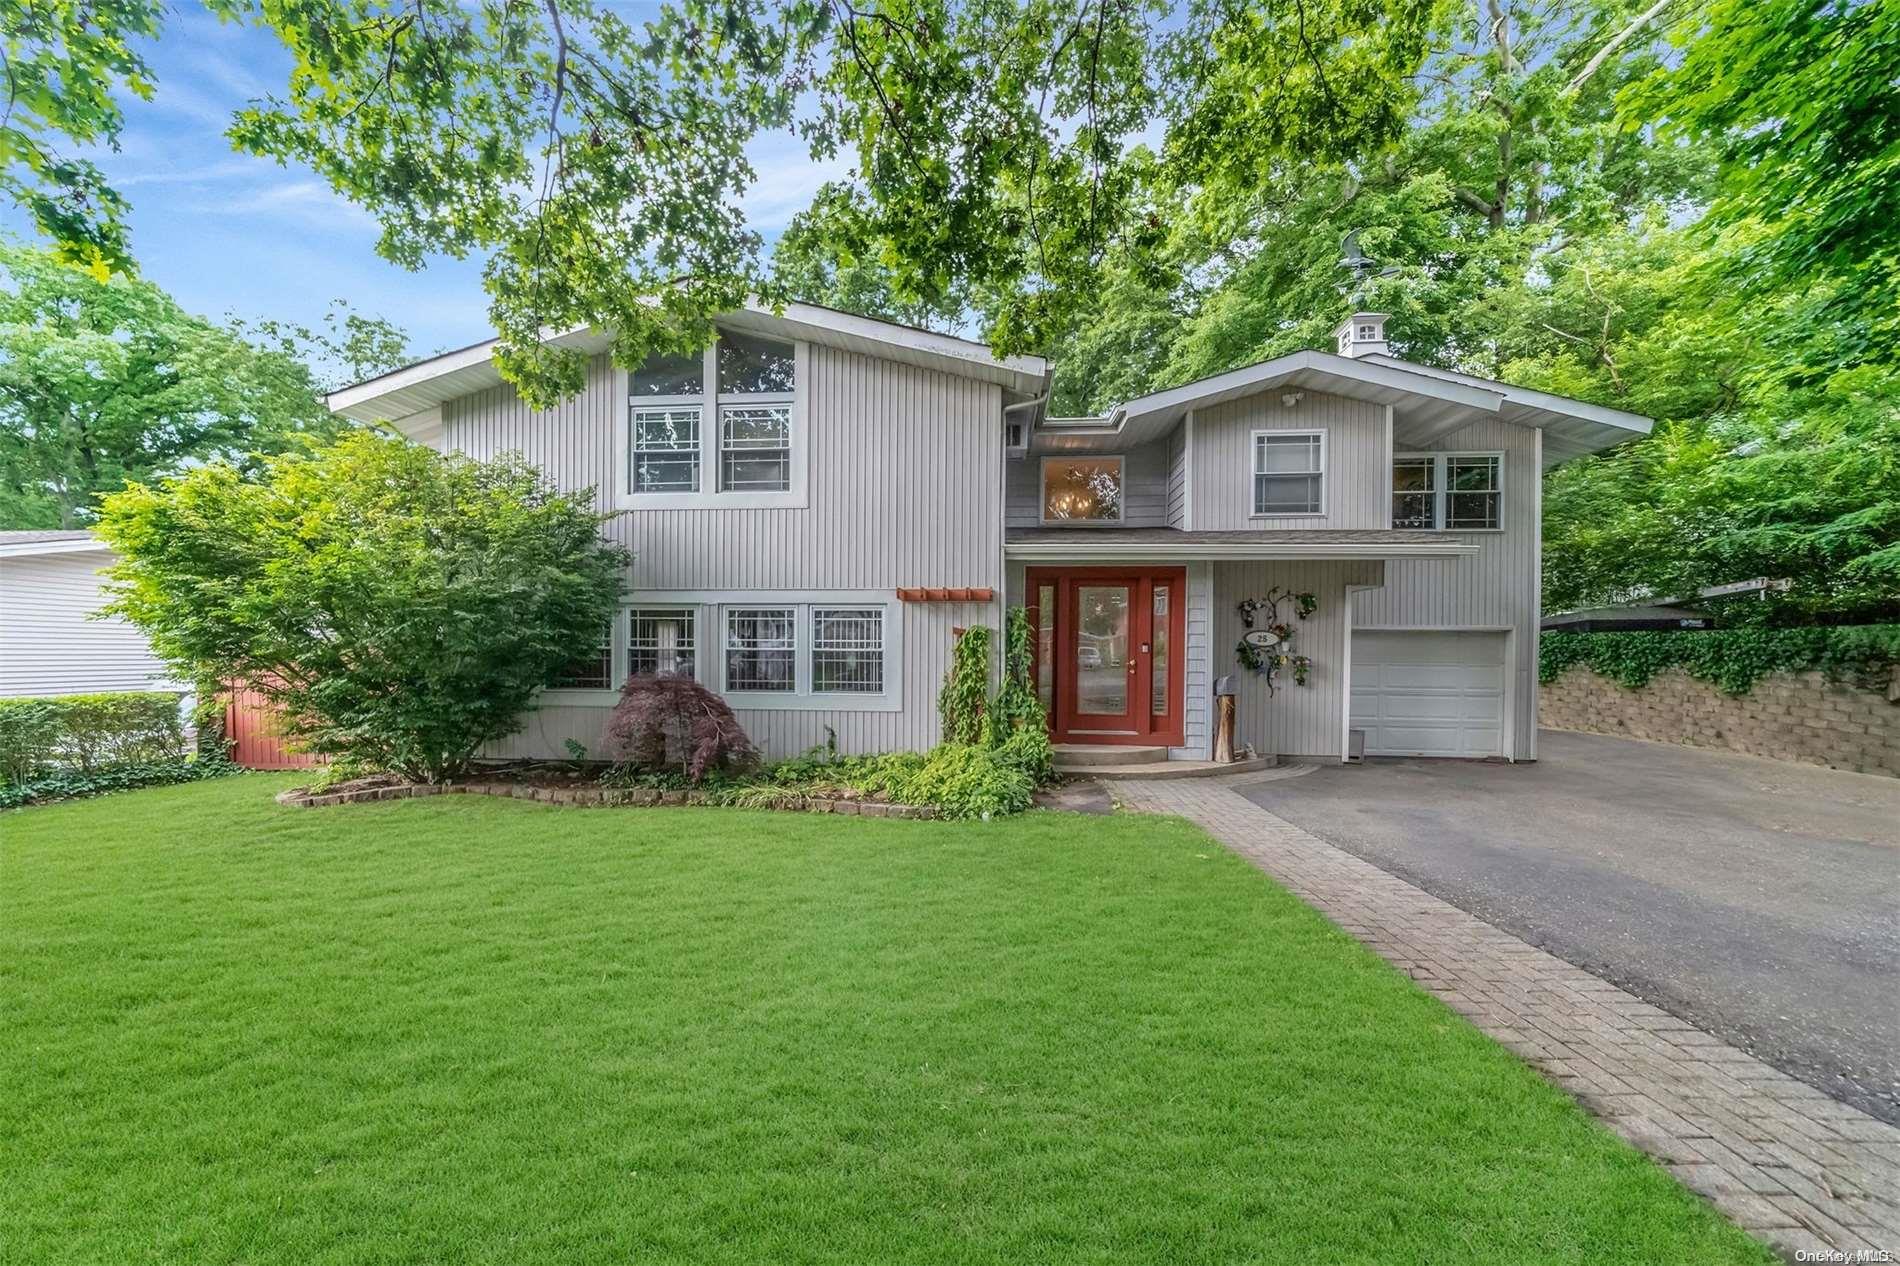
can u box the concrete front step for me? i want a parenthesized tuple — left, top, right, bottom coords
(1055, 754, 1279, 781)
(1050, 743, 1171, 767)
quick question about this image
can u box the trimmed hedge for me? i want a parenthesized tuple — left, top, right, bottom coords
(0, 691, 189, 783)
(1540, 625, 1900, 695)
(0, 757, 238, 810)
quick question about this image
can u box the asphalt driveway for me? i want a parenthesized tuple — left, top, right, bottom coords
(1239, 730, 1900, 1123)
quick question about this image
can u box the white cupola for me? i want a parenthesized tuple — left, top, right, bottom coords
(1333, 312, 1390, 359)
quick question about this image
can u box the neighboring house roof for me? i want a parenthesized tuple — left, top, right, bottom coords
(0, 530, 108, 559)
(1037, 349, 1651, 466)
(1541, 603, 1714, 633)
(326, 302, 1052, 437)
(1004, 526, 1479, 560)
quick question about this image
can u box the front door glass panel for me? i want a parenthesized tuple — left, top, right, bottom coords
(1035, 582, 1055, 714)
(1151, 584, 1170, 717)
(1075, 585, 1130, 715)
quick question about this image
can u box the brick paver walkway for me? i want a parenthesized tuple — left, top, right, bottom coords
(1116, 776, 1900, 1261)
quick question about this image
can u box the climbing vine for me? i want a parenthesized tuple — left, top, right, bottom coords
(1540, 627, 1900, 695)
(988, 606, 1044, 741)
(938, 624, 993, 745)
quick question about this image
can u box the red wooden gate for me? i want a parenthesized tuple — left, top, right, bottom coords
(223, 686, 322, 770)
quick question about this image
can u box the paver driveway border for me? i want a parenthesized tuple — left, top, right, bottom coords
(1114, 776, 1900, 1261)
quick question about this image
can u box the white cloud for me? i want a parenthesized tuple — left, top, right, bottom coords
(738, 135, 852, 232)
(182, 177, 382, 235)
(117, 159, 262, 188)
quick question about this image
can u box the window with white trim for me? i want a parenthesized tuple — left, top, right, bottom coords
(725, 608, 797, 692)
(812, 608, 884, 693)
(720, 406, 792, 491)
(552, 623, 613, 689)
(1253, 431, 1325, 515)
(1390, 453, 1503, 530)
(631, 408, 700, 492)
(628, 608, 696, 679)
(1392, 456, 1436, 529)
(626, 331, 797, 500)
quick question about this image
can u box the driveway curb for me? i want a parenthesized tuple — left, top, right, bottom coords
(1116, 778, 1900, 1260)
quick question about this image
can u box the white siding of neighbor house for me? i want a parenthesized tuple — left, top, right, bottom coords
(1350, 417, 1541, 759)
(1006, 436, 1172, 529)
(1188, 388, 1389, 530)
(441, 344, 1006, 759)
(1212, 559, 1384, 759)
(0, 551, 179, 697)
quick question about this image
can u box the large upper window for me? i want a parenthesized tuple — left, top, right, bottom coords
(1253, 431, 1325, 516)
(1041, 457, 1123, 522)
(627, 332, 797, 500)
(1391, 453, 1503, 530)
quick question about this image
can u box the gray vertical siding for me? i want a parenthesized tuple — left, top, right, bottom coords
(1189, 389, 1387, 529)
(446, 344, 1005, 759)
(1006, 437, 1173, 529)
(1166, 425, 1188, 528)
(1349, 416, 1540, 758)
(1212, 560, 1383, 759)
(1174, 561, 1213, 759)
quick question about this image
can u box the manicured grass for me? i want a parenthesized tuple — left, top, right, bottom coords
(2, 777, 1768, 1264)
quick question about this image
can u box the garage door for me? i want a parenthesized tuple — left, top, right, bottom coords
(1350, 630, 1506, 757)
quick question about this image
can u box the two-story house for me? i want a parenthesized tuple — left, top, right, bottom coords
(327, 305, 1649, 767)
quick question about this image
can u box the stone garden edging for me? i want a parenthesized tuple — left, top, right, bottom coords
(274, 779, 939, 818)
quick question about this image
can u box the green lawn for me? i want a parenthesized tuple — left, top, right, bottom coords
(2, 776, 1768, 1265)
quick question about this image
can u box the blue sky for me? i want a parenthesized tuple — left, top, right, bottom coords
(0, 5, 846, 362)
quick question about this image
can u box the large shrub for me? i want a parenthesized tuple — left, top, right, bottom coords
(96, 432, 629, 783)
(0, 691, 187, 783)
(604, 676, 759, 784)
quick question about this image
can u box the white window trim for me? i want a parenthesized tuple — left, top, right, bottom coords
(624, 605, 700, 680)
(538, 590, 902, 711)
(1038, 454, 1126, 525)
(1392, 450, 1506, 532)
(1250, 428, 1327, 519)
(616, 339, 809, 511)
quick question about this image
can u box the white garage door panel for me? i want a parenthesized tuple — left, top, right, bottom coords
(1352, 631, 1506, 758)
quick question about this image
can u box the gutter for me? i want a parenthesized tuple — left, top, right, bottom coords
(1003, 541, 1480, 562)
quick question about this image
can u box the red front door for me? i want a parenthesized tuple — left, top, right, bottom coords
(1028, 567, 1185, 746)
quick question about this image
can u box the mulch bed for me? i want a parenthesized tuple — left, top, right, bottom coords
(275, 768, 937, 818)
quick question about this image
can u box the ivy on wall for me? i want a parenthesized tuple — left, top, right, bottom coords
(1540, 627, 1900, 696)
